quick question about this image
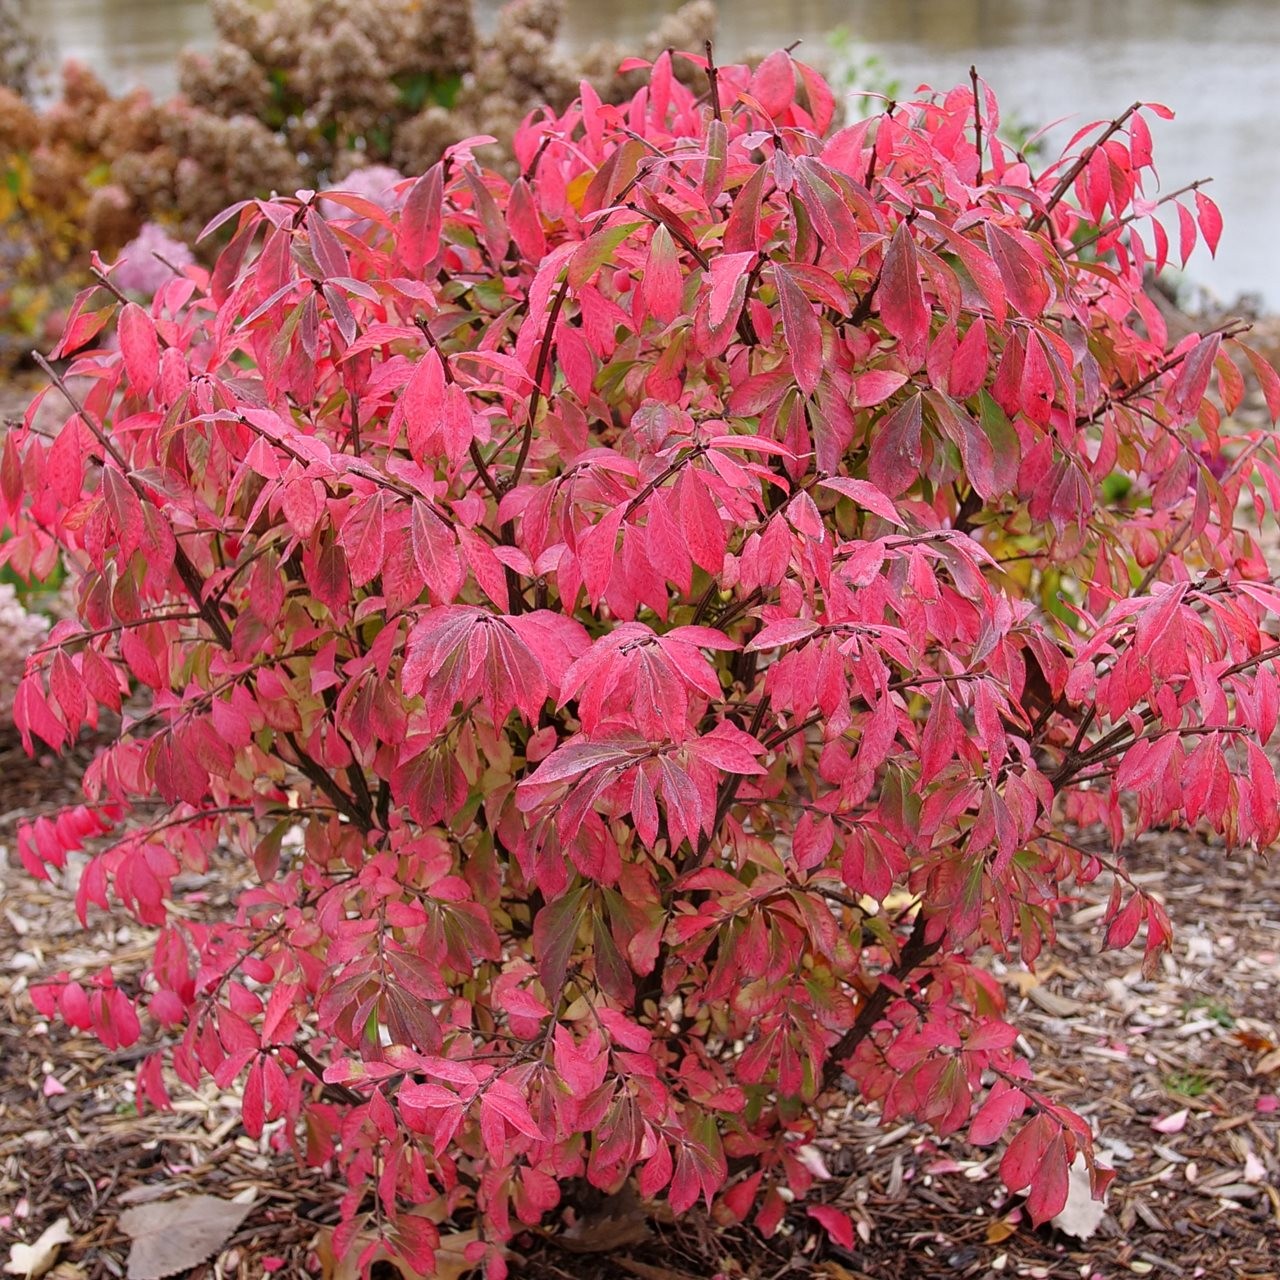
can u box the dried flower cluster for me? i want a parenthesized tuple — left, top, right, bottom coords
(182, 0, 715, 176)
(0, 0, 714, 355)
(0, 0, 44, 98)
(0, 61, 299, 351)
(0, 582, 47, 728)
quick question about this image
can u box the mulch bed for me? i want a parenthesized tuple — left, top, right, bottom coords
(2, 733, 1277, 1280)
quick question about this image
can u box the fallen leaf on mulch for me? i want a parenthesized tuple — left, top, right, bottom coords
(1255, 1047, 1280, 1074)
(1050, 1155, 1106, 1241)
(613, 1258, 704, 1280)
(985, 1216, 1017, 1243)
(555, 1186, 652, 1253)
(1150, 1108, 1189, 1133)
(4, 1218, 72, 1279)
(117, 1194, 255, 1280)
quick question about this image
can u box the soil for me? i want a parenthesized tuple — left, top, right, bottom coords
(1, 730, 1276, 1280)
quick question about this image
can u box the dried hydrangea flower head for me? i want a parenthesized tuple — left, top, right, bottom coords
(0, 583, 47, 727)
(111, 224, 196, 298)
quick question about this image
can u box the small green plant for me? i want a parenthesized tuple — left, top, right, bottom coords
(1164, 1071, 1211, 1098)
(1187, 996, 1235, 1029)
(826, 28, 901, 118)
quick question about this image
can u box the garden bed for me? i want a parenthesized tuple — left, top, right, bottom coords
(2, 733, 1276, 1280)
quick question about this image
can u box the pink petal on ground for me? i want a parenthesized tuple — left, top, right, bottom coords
(1151, 1108, 1189, 1134)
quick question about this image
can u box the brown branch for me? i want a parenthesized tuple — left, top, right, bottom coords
(283, 730, 372, 832)
(513, 276, 570, 486)
(1027, 102, 1142, 233)
(1071, 178, 1212, 255)
(822, 912, 940, 1091)
(705, 41, 723, 124)
(286, 1042, 364, 1107)
(970, 66, 983, 186)
(34, 354, 234, 649)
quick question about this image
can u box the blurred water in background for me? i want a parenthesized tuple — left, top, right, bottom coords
(38, 0, 1280, 306)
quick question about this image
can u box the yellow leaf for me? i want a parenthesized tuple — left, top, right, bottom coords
(985, 1217, 1017, 1244)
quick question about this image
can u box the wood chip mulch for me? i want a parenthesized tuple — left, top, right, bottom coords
(2, 734, 1276, 1280)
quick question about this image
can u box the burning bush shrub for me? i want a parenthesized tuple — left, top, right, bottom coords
(5, 47, 1279, 1277)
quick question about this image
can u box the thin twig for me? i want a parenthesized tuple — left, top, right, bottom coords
(970, 65, 983, 185)
(513, 276, 570, 486)
(705, 40, 722, 124)
(1028, 102, 1142, 233)
(33, 353, 234, 648)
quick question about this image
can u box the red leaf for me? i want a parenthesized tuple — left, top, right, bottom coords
(774, 265, 822, 395)
(401, 164, 443, 270)
(1194, 190, 1223, 257)
(1001, 1113, 1055, 1192)
(868, 393, 924, 498)
(708, 251, 755, 331)
(119, 303, 160, 396)
(807, 1205, 854, 1249)
(1025, 1133, 1072, 1224)
(970, 1081, 1028, 1146)
(723, 163, 768, 255)
(1239, 342, 1280, 422)
(818, 476, 904, 526)
(852, 369, 908, 407)
(533, 885, 586, 998)
(339, 492, 387, 588)
(1177, 201, 1197, 266)
(508, 177, 548, 264)
(641, 224, 682, 326)
(749, 50, 795, 118)
(879, 223, 930, 356)
(410, 501, 462, 603)
(983, 223, 1050, 318)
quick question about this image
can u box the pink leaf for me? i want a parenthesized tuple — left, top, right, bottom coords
(806, 1204, 854, 1249)
(774, 265, 823, 395)
(1151, 1108, 1189, 1134)
(879, 222, 929, 356)
(1194, 190, 1223, 256)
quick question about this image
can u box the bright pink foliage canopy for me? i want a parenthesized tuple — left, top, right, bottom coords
(5, 48, 1280, 1275)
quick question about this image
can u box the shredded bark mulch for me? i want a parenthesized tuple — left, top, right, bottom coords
(2, 733, 1277, 1280)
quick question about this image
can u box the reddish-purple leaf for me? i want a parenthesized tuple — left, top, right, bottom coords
(119, 303, 159, 396)
(879, 222, 930, 356)
(400, 164, 443, 270)
(818, 476, 904, 526)
(984, 223, 1050, 318)
(867, 393, 924, 497)
(642, 224, 682, 327)
(774, 265, 823, 395)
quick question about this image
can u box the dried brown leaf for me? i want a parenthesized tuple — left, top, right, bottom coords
(556, 1186, 652, 1254)
(985, 1217, 1017, 1244)
(315, 1226, 490, 1280)
(1050, 1155, 1107, 1241)
(117, 1195, 254, 1280)
(614, 1258, 704, 1280)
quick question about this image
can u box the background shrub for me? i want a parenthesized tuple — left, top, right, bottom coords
(5, 48, 1279, 1277)
(0, 0, 713, 359)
